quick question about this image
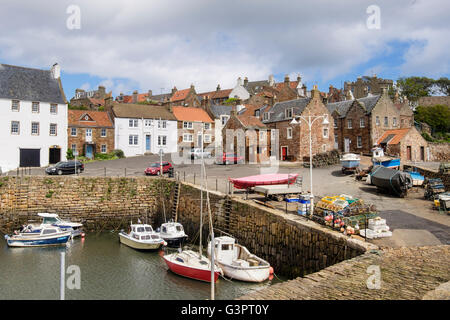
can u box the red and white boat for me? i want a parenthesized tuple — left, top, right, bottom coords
(162, 249, 222, 282)
(229, 173, 299, 189)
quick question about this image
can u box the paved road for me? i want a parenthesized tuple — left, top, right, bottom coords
(4, 153, 449, 247)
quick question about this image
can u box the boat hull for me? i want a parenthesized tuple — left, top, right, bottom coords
(5, 234, 71, 247)
(341, 160, 360, 169)
(163, 254, 220, 283)
(219, 263, 270, 282)
(230, 173, 299, 190)
(119, 233, 164, 250)
(372, 158, 400, 169)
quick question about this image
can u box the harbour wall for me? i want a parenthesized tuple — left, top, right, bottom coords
(0, 176, 374, 278)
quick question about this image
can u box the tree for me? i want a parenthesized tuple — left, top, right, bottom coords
(396, 77, 435, 103)
(415, 104, 450, 135)
(434, 77, 450, 96)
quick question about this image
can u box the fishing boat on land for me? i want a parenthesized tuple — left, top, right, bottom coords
(229, 173, 299, 190)
(19, 213, 84, 238)
(207, 236, 273, 282)
(4, 225, 71, 247)
(368, 165, 412, 197)
(159, 220, 188, 248)
(371, 147, 400, 169)
(119, 224, 167, 250)
(340, 153, 360, 173)
(405, 170, 425, 186)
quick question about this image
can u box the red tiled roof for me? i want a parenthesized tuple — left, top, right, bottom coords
(256, 90, 275, 98)
(68, 110, 114, 127)
(88, 98, 105, 105)
(170, 89, 191, 102)
(275, 81, 298, 90)
(116, 92, 149, 103)
(237, 114, 266, 129)
(376, 128, 411, 145)
(198, 89, 232, 100)
(172, 106, 213, 123)
(239, 104, 262, 118)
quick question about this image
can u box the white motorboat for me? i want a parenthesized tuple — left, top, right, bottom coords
(159, 220, 188, 248)
(4, 225, 71, 247)
(119, 224, 167, 250)
(207, 236, 273, 282)
(20, 213, 84, 238)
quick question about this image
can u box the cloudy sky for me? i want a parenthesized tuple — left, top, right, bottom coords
(0, 0, 449, 98)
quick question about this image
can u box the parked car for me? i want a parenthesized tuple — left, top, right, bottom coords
(45, 161, 84, 175)
(145, 162, 173, 176)
(216, 153, 244, 165)
(189, 148, 212, 160)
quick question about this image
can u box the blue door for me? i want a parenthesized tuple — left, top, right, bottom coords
(86, 145, 94, 159)
(146, 135, 151, 151)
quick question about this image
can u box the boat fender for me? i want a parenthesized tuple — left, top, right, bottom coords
(269, 267, 274, 275)
(163, 241, 168, 246)
(81, 232, 86, 238)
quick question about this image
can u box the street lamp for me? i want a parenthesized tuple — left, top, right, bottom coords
(290, 111, 329, 217)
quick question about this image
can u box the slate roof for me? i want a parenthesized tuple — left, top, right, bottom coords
(326, 94, 381, 118)
(112, 103, 177, 120)
(209, 104, 233, 118)
(263, 98, 311, 123)
(0, 63, 66, 104)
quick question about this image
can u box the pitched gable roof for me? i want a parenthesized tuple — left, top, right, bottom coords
(209, 104, 233, 118)
(68, 110, 114, 127)
(170, 88, 191, 102)
(263, 97, 311, 123)
(376, 128, 411, 145)
(172, 106, 213, 123)
(0, 64, 66, 104)
(326, 94, 381, 118)
(112, 103, 177, 120)
(237, 115, 266, 129)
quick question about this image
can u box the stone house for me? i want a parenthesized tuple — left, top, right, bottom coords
(344, 75, 393, 99)
(70, 85, 112, 109)
(172, 106, 214, 152)
(262, 86, 335, 162)
(376, 127, 429, 163)
(68, 110, 114, 159)
(0, 63, 68, 172)
(169, 85, 201, 108)
(327, 89, 414, 155)
(222, 109, 269, 163)
(206, 104, 233, 151)
(198, 85, 233, 105)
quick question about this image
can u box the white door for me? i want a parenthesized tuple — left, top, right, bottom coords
(344, 138, 350, 152)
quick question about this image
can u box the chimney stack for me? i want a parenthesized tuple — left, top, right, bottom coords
(216, 84, 221, 91)
(171, 86, 178, 95)
(236, 77, 242, 86)
(284, 74, 290, 85)
(148, 90, 152, 99)
(269, 74, 275, 86)
(132, 90, 138, 103)
(51, 63, 60, 79)
(244, 77, 248, 87)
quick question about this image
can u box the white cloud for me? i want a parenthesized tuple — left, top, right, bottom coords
(0, 0, 448, 95)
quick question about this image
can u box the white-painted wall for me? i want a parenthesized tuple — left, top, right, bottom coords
(0, 98, 67, 172)
(229, 84, 250, 100)
(114, 117, 178, 157)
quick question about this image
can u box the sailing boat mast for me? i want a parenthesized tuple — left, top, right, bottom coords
(199, 124, 204, 260)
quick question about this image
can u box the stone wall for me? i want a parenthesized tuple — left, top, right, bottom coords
(0, 176, 172, 233)
(176, 182, 373, 278)
(302, 150, 340, 168)
(403, 164, 450, 189)
(429, 142, 450, 161)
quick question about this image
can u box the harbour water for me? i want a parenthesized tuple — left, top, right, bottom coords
(0, 232, 284, 300)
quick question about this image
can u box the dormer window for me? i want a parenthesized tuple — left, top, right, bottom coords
(221, 116, 229, 126)
(285, 108, 293, 119)
(255, 110, 260, 117)
(263, 113, 269, 121)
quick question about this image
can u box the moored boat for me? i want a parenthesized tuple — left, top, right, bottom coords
(19, 213, 84, 238)
(229, 173, 299, 190)
(371, 147, 400, 169)
(4, 225, 71, 247)
(162, 249, 222, 282)
(119, 224, 166, 250)
(207, 236, 272, 282)
(159, 220, 188, 248)
(405, 170, 424, 186)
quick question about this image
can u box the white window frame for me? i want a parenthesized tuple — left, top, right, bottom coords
(31, 122, 40, 135)
(129, 119, 138, 128)
(323, 128, 329, 138)
(183, 121, 193, 129)
(287, 127, 293, 139)
(393, 117, 397, 127)
(101, 128, 107, 137)
(376, 116, 380, 126)
(158, 135, 167, 146)
(183, 133, 193, 142)
(204, 134, 211, 143)
(145, 120, 153, 127)
(360, 118, 365, 128)
(71, 127, 77, 136)
(204, 123, 211, 130)
(11, 121, 20, 135)
(71, 144, 76, 151)
(285, 108, 293, 119)
(101, 144, 107, 153)
(49, 123, 57, 136)
(11, 100, 20, 112)
(32, 102, 40, 113)
(347, 119, 352, 129)
(357, 136, 362, 148)
(129, 135, 138, 145)
(334, 118, 338, 128)
(221, 116, 229, 126)
(263, 113, 269, 121)
(384, 117, 388, 127)
(50, 104, 58, 115)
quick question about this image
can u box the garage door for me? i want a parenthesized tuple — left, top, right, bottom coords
(20, 149, 40, 167)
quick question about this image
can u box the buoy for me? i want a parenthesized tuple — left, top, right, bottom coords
(269, 267, 274, 275)
(81, 232, 85, 238)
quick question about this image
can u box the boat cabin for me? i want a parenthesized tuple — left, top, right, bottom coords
(372, 147, 385, 158)
(38, 213, 62, 225)
(161, 222, 184, 235)
(212, 236, 236, 265)
(129, 224, 162, 241)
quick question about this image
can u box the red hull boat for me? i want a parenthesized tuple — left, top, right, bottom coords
(162, 250, 221, 283)
(229, 173, 299, 189)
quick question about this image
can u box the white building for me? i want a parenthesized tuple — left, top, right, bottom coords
(229, 77, 250, 101)
(111, 103, 178, 157)
(0, 63, 68, 172)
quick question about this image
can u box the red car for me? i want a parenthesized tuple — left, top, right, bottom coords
(144, 162, 173, 175)
(216, 153, 244, 165)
